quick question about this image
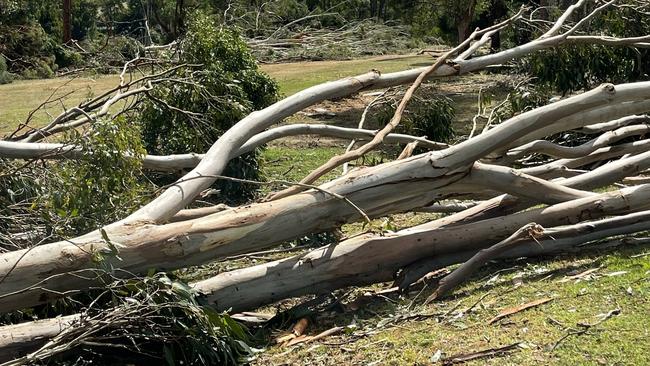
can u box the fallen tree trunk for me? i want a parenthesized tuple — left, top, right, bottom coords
(0, 80, 649, 313)
(0, 125, 448, 172)
(0, 315, 79, 363)
(430, 209, 650, 299)
(3, 232, 646, 363)
(3, 207, 650, 361)
(4, 5, 650, 362)
(193, 183, 650, 311)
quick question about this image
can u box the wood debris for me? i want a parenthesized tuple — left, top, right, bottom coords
(488, 298, 553, 324)
(436, 342, 522, 365)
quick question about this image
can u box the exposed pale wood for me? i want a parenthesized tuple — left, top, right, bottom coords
(0, 315, 79, 363)
(1, 81, 649, 314)
(0, 125, 448, 172)
(192, 184, 650, 311)
(505, 125, 650, 160)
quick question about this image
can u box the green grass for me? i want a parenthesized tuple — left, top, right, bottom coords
(261, 145, 345, 186)
(254, 245, 650, 365)
(0, 54, 432, 134)
(264, 55, 432, 96)
(0, 75, 120, 133)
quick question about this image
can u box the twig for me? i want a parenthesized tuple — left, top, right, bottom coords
(342, 90, 389, 174)
(550, 308, 620, 351)
(488, 297, 553, 325)
(439, 342, 522, 365)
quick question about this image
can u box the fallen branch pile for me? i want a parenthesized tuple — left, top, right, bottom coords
(1, 1, 650, 362)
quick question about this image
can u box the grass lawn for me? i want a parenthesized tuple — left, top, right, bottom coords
(263, 54, 432, 96)
(0, 54, 432, 134)
(250, 236, 650, 365)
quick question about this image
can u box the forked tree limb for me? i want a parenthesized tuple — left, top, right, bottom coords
(428, 223, 545, 301)
(430, 207, 650, 300)
(267, 8, 527, 200)
(505, 124, 650, 160)
(11, 64, 192, 143)
(577, 115, 649, 134)
(412, 149, 650, 238)
(266, 31, 480, 200)
(522, 139, 650, 177)
(463, 163, 595, 203)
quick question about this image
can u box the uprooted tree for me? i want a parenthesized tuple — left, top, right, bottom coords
(2, 0, 650, 363)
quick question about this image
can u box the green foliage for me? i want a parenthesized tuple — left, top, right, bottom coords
(377, 90, 456, 144)
(35, 273, 254, 365)
(522, 45, 639, 95)
(401, 94, 455, 143)
(507, 83, 554, 115)
(408, 0, 491, 41)
(518, 6, 649, 95)
(71, 0, 99, 40)
(0, 0, 90, 78)
(0, 55, 13, 84)
(51, 43, 84, 69)
(138, 13, 279, 203)
(40, 117, 148, 236)
(0, 160, 44, 252)
(0, 21, 54, 78)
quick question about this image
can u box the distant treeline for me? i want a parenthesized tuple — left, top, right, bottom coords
(0, 0, 541, 80)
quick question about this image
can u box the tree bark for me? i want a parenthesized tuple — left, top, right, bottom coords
(193, 184, 650, 312)
(1, 80, 649, 313)
(62, 0, 72, 43)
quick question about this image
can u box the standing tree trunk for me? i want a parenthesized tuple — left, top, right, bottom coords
(456, 0, 477, 53)
(62, 0, 72, 43)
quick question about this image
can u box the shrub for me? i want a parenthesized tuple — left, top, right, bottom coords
(376, 89, 455, 145)
(0, 21, 59, 79)
(400, 94, 455, 143)
(51, 44, 83, 69)
(0, 55, 13, 84)
(138, 13, 279, 203)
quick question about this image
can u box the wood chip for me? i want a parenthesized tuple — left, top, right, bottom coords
(285, 334, 310, 347)
(292, 317, 309, 336)
(309, 326, 344, 342)
(488, 297, 553, 324)
(281, 326, 344, 347)
(275, 332, 295, 344)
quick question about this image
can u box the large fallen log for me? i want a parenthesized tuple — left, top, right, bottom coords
(3, 206, 649, 361)
(3, 5, 650, 362)
(193, 183, 650, 311)
(1, 80, 650, 313)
